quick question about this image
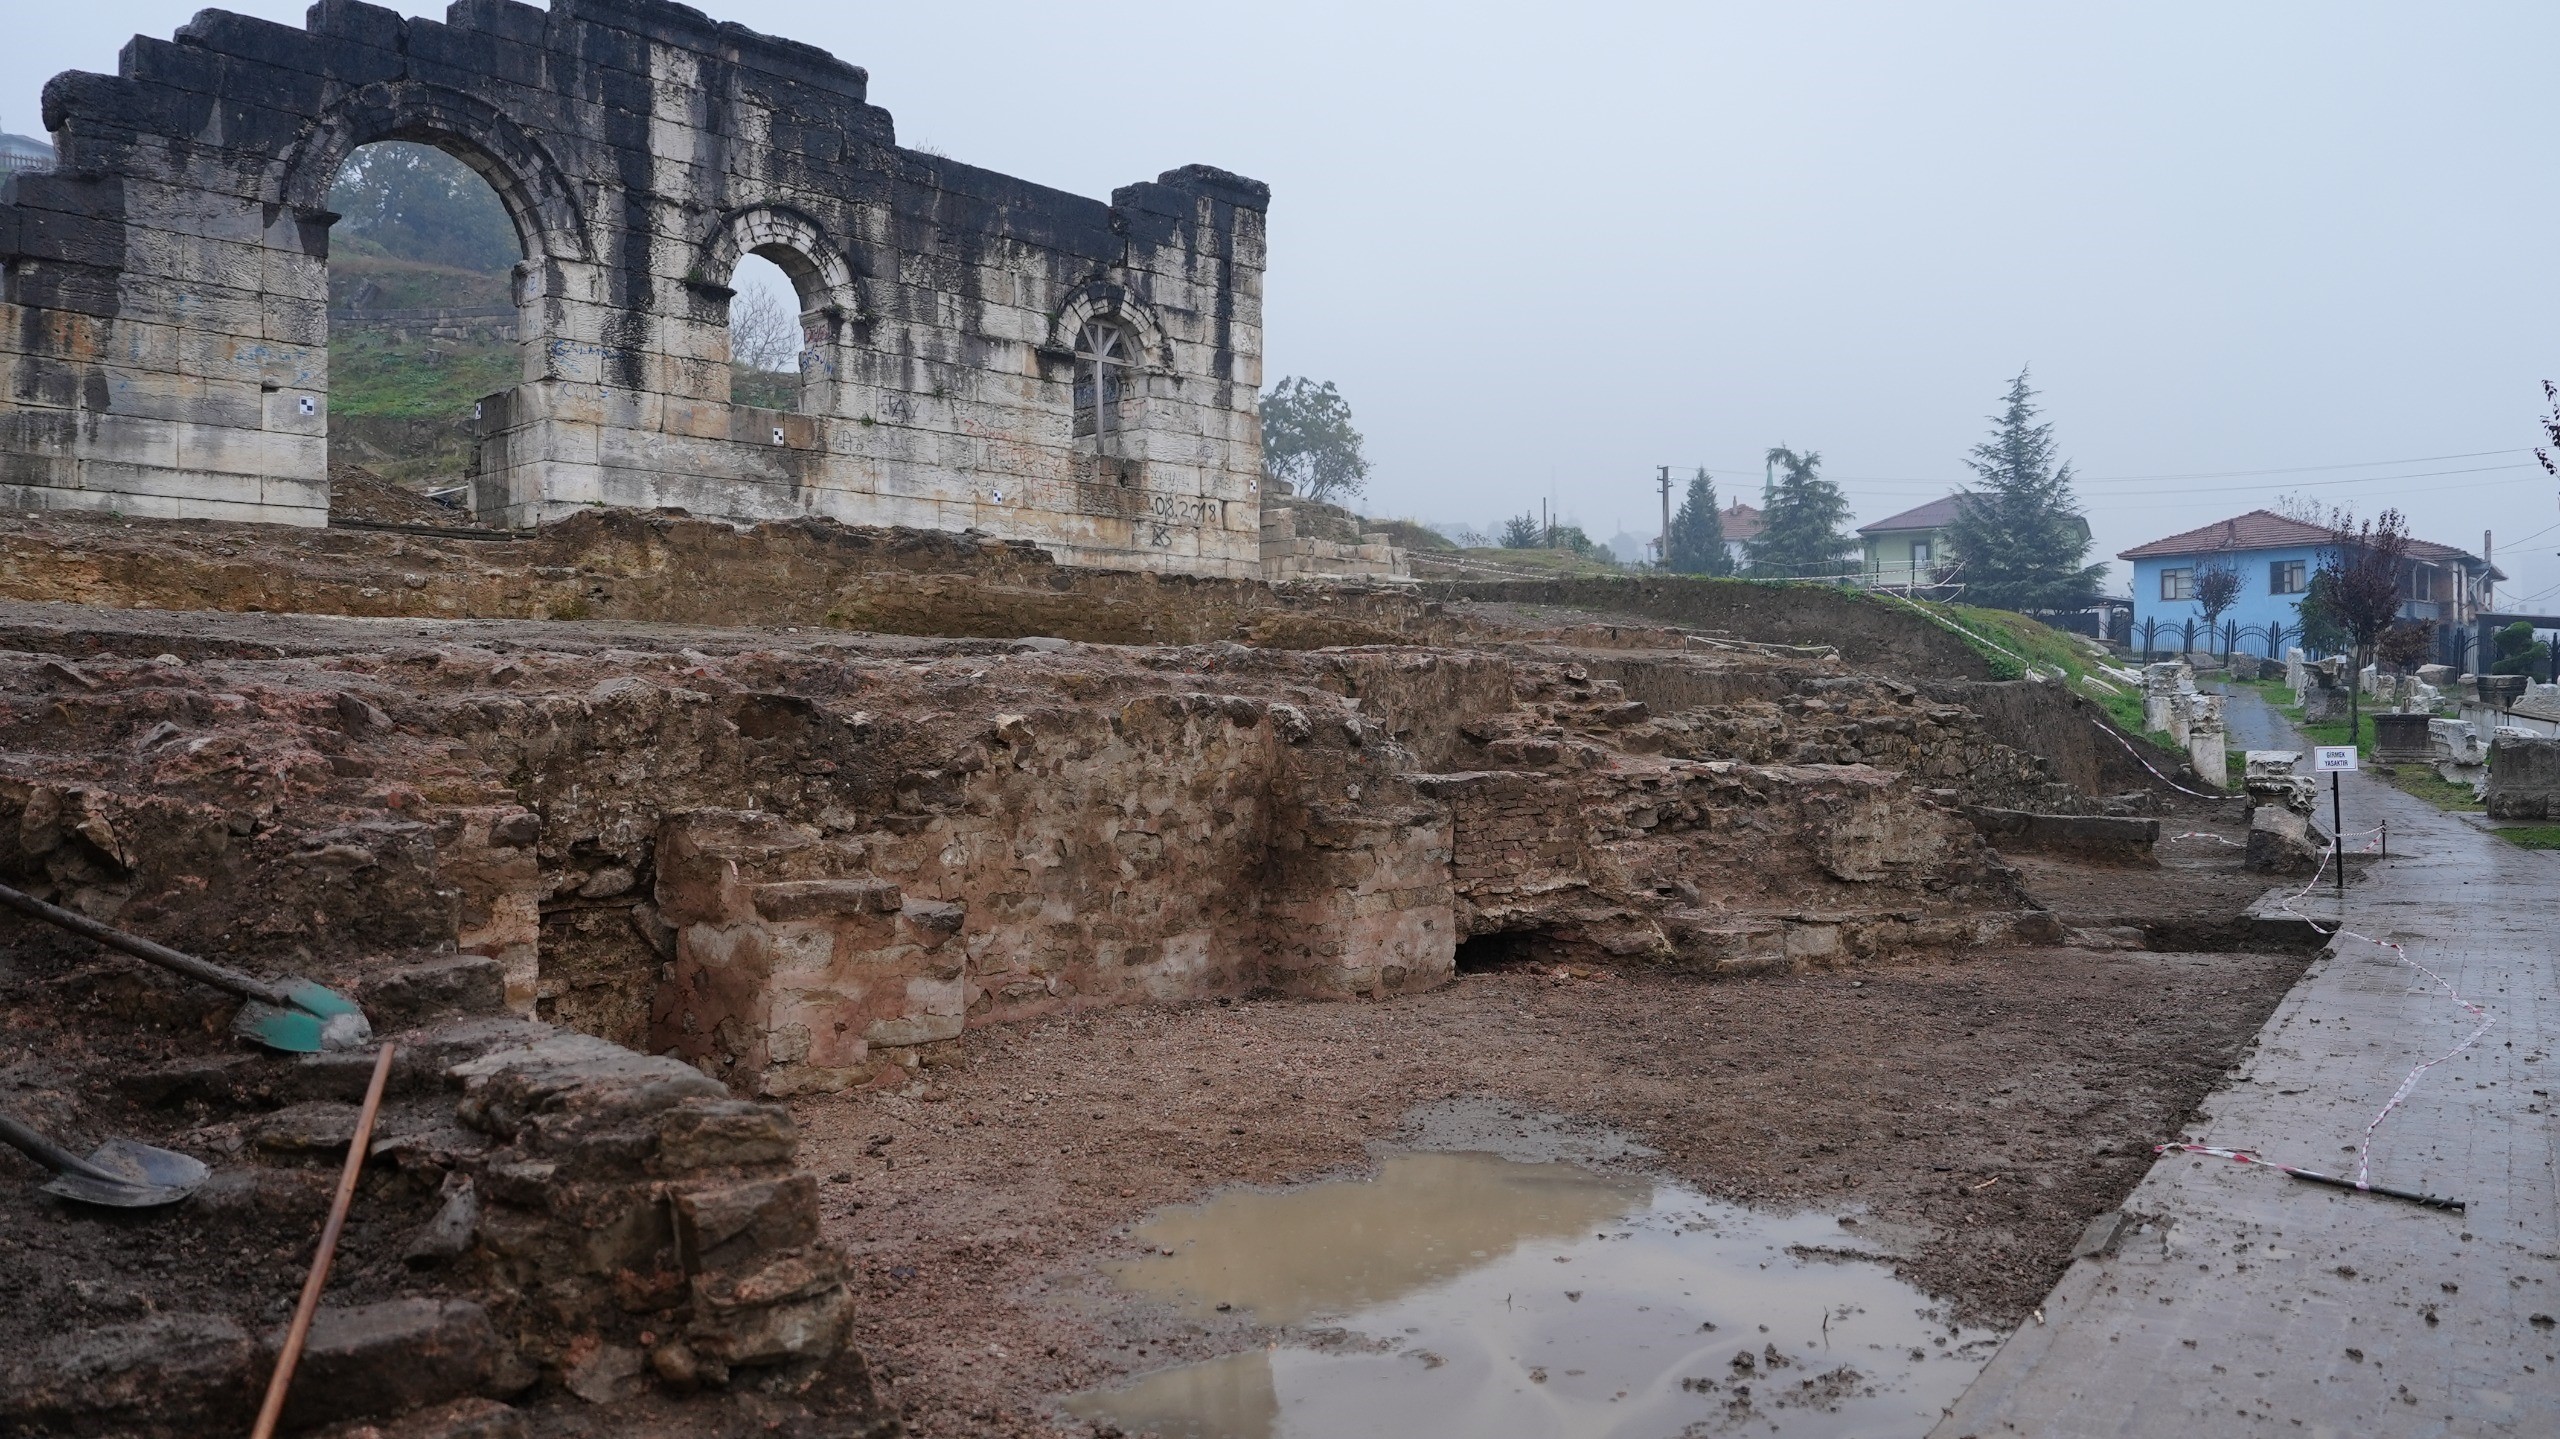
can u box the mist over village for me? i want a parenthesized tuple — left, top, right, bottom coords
(0, 5, 2552, 1438)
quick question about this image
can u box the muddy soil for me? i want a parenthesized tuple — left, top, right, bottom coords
(793, 941, 2311, 1438)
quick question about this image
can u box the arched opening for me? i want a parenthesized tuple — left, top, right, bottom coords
(727, 251, 805, 411)
(324, 140, 524, 524)
(1073, 317, 1138, 444)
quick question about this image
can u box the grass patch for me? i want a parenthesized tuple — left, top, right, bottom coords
(2496, 825, 2560, 850)
(329, 330, 518, 420)
(1909, 601, 2181, 751)
(2391, 767, 2485, 813)
(1429, 547, 1633, 578)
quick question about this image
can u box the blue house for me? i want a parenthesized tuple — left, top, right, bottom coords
(2119, 510, 2500, 660)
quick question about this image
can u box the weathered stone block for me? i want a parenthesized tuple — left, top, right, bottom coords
(2372, 711, 2432, 764)
(261, 1299, 502, 1431)
(0, 1313, 255, 1432)
(2245, 803, 2331, 873)
(2486, 732, 2560, 820)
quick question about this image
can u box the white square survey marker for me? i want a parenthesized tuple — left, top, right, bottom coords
(2313, 746, 2359, 772)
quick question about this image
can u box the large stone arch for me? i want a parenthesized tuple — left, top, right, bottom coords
(276, 80, 594, 269)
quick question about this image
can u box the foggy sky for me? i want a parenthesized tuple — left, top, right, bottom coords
(14, 3, 2560, 603)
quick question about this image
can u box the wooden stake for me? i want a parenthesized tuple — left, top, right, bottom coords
(251, 1041, 396, 1439)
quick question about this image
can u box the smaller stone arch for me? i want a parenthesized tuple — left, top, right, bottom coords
(695, 206, 864, 413)
(1047, 280, 1168, 370)
(696, 205, 864, 317)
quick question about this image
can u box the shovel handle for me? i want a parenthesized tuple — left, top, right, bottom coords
(0, 1112, 130, 1186)
(0, 880, 284, 1005)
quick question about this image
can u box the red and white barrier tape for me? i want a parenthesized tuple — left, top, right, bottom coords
(2179, 837, 2496, 1195)
(2166, 822, 2386, 853)
(2088, 717, 2244, 802)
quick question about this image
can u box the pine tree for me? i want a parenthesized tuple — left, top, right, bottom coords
(1941, 368, 2106, 611)
(1665, 469, 1730, 575)
(1748, 447, 1853, 579)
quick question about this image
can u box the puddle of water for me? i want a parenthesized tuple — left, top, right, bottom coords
(1066, 1151, 2002, 1439)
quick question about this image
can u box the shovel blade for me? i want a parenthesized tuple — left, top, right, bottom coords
(40, 1138, 208, 1209)
(232, 978, 372, 1054)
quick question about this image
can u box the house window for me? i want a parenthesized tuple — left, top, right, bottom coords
(1910, 540, 1932, 569)
(2269, 559, 2306, 595)
(2410, 567, 2435, 602)
(2160, 567, 2194, 601)
(1073, 319, 1134, 440)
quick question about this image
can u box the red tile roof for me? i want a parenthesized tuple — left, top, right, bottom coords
(2118, 509, 2485, 566)
(1720, 502, 1764, 541)
(1856, 494, 1968, 535)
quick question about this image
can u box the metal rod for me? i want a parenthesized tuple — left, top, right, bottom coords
(0, 1112, 128, 1185)
(2282, 1165, 2464, 1212)
(0, 880, 285, 1004)
(250, 1042, 394, 1439)
(2332, 772, 2346, 899)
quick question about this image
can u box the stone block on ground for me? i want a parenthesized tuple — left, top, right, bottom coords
(0, 1312, 255, 1433)
(2372, 711, 2432, 764)
(2245, 803, 2331, 873)
(1966, 807, 2159, 862)
(360, 954, 509, 1029)
(2428, 719, 2483, 765)
(2485, 732, 2560, 820)
(261, 1298, 504, 1431)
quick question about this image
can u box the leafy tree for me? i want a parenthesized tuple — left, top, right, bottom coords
(1665, 469, 1731, 575)
(1500, 513, 1544, 548)
(1941, 368, 2105, 610)
(1259, 377, 1371, 505)
(1748, 447, 1853, 579)
(2193, 555, 2243, 652)
(2492, 620, 2550, 680)
(1549, 524, 1599, 557)
(327, 141, 518, 273)
(2294, 570, 2346, 656)
(2376, 618, 2435, 672)
(2315, 508, 2414, 738)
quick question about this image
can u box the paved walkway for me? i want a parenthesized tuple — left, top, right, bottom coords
(1937, 687, 2560, 1437)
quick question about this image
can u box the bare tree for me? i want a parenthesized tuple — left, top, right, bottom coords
(729, 287, 802, 373)
(2192, 555, 2243, 654)
(2315, 508, 2413, 741)
(2270, 490, 2332, 527)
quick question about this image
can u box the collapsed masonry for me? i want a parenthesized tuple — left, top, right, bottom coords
(0, 507, 2172, 1435)
(1, 0, 1275, 576)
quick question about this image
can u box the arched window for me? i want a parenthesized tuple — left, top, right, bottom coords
(728, 251, 805, 411)
(1073, 319, 1136, 440)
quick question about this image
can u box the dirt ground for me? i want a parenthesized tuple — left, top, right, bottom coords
(794, 935, 2314, 1438)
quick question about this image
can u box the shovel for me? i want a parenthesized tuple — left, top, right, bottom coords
(0, 881, 371, 1053)
(0, 1111, 209, 1208)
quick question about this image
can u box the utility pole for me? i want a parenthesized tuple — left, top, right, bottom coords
(1657, 465, 1674, 572)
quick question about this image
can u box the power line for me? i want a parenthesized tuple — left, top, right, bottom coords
(1682, 447, 2539, 494)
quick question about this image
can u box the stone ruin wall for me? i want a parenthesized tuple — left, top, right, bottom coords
(1, 0, 1269, 575)
(0, 607, 2065, 1098)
